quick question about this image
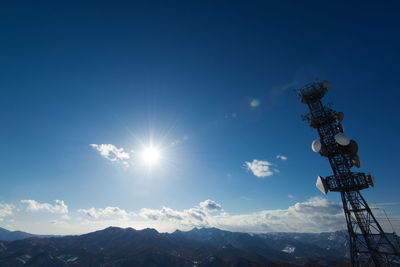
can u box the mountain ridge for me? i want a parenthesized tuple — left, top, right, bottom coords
(0, 226, 351, 266)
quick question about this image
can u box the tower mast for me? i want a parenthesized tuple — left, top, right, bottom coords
(297, 81, 400, 266)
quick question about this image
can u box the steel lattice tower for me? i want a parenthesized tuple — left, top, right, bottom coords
(297, 81, 400, 266)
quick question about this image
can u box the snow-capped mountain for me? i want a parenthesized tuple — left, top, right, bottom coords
(0, 226, 352, 266)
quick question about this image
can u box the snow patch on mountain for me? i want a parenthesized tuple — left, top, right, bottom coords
(282, 245, 296, 253)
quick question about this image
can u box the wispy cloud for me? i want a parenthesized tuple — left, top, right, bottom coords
(288, 194, 294, 199)
(276, 155, 287, 161)
(78, 206, 134, 220)
(21, 200, 68, 214)
(0, 204, 14, 221)
(90, 144, 130, 167)
(245, 159, 275, 178)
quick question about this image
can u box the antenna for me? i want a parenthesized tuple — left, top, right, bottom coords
(297, 80, 400, 266)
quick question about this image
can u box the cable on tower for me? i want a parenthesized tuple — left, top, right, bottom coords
(297, 81, 400, 266)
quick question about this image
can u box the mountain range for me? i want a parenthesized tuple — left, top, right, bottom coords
(0, 226, 351, 266)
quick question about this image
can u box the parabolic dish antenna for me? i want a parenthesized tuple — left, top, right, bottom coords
(367, 174, 376, 187)
(335, 133, 350, 146)
(348, 140, 359, 157)
(316, 176, 328, 195)
(311, 139, 322, 153)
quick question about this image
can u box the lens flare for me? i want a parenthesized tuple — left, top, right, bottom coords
(250, 98, 260, 108)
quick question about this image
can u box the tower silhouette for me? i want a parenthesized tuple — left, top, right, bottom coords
(297, 81, 400, 266)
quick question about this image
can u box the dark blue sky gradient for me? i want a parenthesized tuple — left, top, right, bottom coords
(0, 1, 399, 231)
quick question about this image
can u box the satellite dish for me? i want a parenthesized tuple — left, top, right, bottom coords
(323, 80, 332, 89)
(352, 155, 362, 168)
(319, 145, 329, 157)
(335, 133, 350, 146)
(316, 176, 328, 195)
(348, 140, 358, 156)
(366, 174, 376, 187)
(336, 112, 344, 122)
(312, 139, 322, 153)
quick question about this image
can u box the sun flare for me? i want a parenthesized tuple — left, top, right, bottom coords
(141, 146, 161, 166)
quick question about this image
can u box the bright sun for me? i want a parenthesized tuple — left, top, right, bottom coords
(141, 146, 161, 166)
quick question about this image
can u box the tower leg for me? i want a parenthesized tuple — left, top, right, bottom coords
(341, 191, 400, 266)
(298, 82, 400, 265)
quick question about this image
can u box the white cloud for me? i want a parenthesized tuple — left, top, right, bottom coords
(276, 155, 287, 161)
(140, 207, 185, 221)
(139, 200, 224, 228)
(185, 207, 207, 222)
(200, 199, 222, 212)
(78, 206, 134, 220)
(90, 144, 130, 167)
(7, 197, 357, 234)
(245, 159, 274, 178)
(21, 200, 68, 214)
(0, 204, 14, 221)
(140, 206, 209, 228)
(0, 197, 357, 235)
(139, 197, 345, 233)
(288, 194, 294, 199)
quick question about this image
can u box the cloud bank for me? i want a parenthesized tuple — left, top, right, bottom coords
(4, 197, 356, 234)
(139, 197, 345, 233)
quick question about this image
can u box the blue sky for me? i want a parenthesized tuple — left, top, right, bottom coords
(1, 1, 400, 234)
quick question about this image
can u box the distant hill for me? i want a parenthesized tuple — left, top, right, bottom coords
(0, 227, 37, 241)
(0, 226, 352, 266)
(0, 227, 57, 242)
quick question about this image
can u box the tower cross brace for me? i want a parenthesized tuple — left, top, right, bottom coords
(297, 81, 400, 266)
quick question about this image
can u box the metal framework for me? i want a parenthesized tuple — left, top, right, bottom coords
(297, 81, 400, 266)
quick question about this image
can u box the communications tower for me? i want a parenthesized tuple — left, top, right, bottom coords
(297, 81, 400, 266)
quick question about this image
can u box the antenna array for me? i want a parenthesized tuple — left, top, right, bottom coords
(298, 81, 400, 266)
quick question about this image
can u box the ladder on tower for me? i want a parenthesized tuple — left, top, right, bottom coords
(297, 81, 400, 266)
